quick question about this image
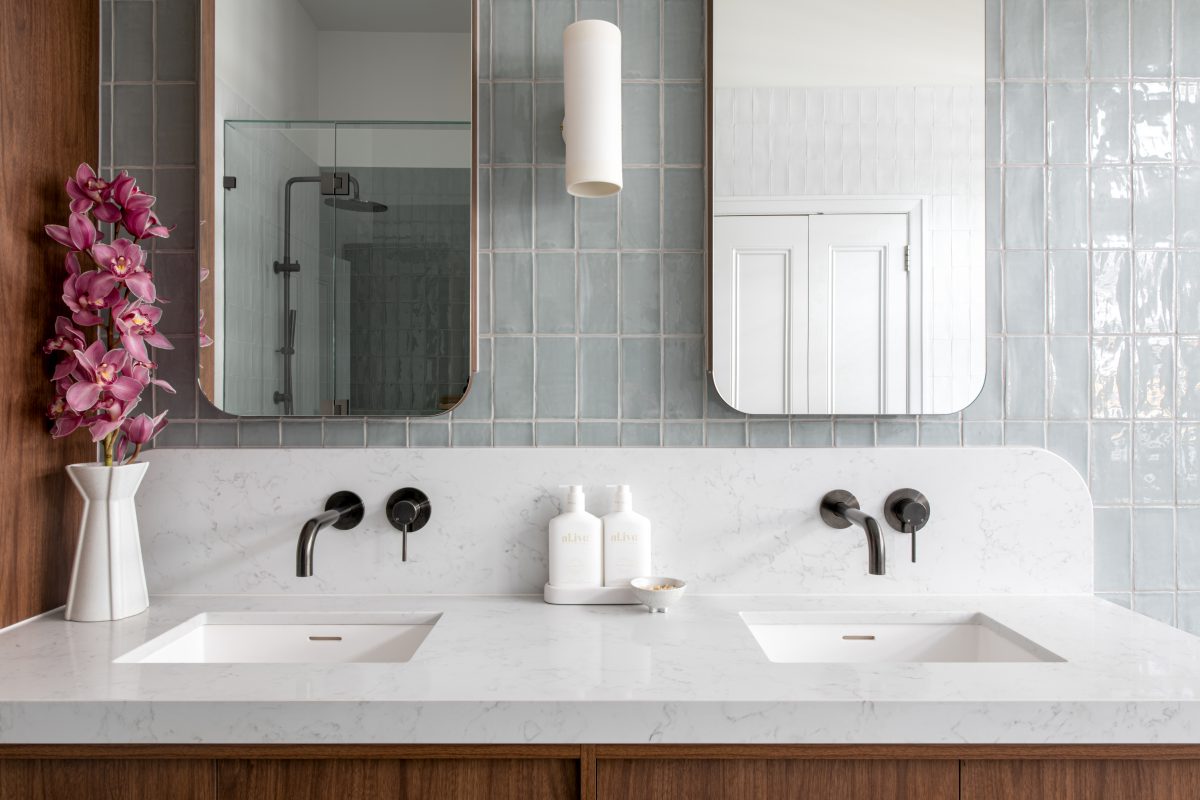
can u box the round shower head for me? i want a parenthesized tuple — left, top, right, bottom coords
(324, 197, 388, 213)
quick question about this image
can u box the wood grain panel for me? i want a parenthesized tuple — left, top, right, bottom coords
(0, 759, 214, 800)
(217, 759, 402, 800)
(198, 0, 215, 400)
(218, 758, 578, 800)
(401, 758, 577, 799)
(961, 759, 1200, 800)
(0, 0, 98, 629)
(597, 758, 957, 800)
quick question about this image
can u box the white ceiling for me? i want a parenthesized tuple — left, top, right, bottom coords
(297, 0, 471, 32)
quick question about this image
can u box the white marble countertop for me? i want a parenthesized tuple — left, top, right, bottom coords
(1, 593, 1199, 744)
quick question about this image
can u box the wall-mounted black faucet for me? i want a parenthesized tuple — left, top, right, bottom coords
(296, 491, 364, 577)
(386, 488, 432, 562)
(820, 490, 885, 575)
(884, 488, 930, 562)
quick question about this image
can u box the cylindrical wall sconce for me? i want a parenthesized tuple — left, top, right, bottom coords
(563, 20, 622, 198)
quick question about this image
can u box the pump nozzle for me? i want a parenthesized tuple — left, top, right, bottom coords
(558, 484, 586, 512)
(606, 484, 633, 511)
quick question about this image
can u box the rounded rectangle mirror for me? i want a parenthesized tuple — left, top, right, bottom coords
(710, 0, 985, 415)
(199, 0, 478, 417)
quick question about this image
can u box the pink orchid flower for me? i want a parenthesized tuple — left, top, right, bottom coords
(108, 174, 172, 240)
(113, 300, 173, 361)
(65, 163, 121, 222)
(45, 212, 99, 252)
(86, 395, 139, 442)
(47, 393, 85, 438)
(62, 271, 120, 327)
(43, 317, 89, 380)
(113, 411, 167, 462)
(128, 360, 176, 395)
(42, 316, 87, 355)
(107, 172, 141, 206)
(65, 342, 142, 413)
(90, 238, 156, 302)
(66, 164, 107, 205)
(42, 164, 176, 465)
(121, 411, 168, 446)
(124, 207, 172, 240)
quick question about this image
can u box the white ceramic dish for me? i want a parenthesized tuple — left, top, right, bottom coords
(630, 577, 687, 613)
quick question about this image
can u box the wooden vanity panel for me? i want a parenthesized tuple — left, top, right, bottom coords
(960, 758, 1200, 800)
(217, 757, 579, 800)
(0, 758, 215, 800)
(217, 759, 402, 799)
(401, 758, 578, 799)
(4, 745, 1200, 799)
(0, 0, 98, 630)
(597, 758, 958, 800)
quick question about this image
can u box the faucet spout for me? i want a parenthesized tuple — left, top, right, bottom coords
(296, 508, 343, 577)
(819, 491, 886, 575)
(296, 492, 364, 577)
(839, 504, 886, 575)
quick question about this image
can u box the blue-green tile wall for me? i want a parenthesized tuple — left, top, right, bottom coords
(100, 0, 1200, 631)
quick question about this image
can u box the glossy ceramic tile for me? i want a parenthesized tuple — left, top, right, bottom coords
(100, 0, 1200, 633)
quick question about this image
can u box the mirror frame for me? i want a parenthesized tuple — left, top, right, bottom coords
(705, 0, 715, 377)
(196, 0, 480, 417)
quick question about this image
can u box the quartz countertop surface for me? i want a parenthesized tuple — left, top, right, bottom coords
(1, 593, 1199, 744)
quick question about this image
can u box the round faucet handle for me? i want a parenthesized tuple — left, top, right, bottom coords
(389, 500, 420, 528)
(884, 489, 930, 533)
(385, 488, 432, 533)
(896, 499, 929, 529)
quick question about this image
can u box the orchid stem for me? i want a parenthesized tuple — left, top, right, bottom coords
(103, 432, 114, 467)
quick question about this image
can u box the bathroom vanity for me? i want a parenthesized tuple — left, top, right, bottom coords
(6, 0, 1198, 794)
(1, 449, 1199, 798)
(2, 594, 1200, 799)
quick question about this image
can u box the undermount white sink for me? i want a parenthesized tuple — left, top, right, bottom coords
(116, 612, 441, 664)
(741, 612, 1063, 664)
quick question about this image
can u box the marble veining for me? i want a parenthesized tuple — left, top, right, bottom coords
(136, 447, 1092, 595)
(0, 594, 1198, 743)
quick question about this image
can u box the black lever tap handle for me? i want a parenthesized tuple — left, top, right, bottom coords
(386, 489, 432, 563)
(884, 490, 930, 564)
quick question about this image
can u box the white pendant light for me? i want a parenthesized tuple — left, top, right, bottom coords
(562, 20, 622, 198)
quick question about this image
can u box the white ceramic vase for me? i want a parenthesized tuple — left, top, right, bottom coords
(65, 462, 150, 622)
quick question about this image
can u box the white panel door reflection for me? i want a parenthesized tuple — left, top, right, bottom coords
(713, 213, 911, 414)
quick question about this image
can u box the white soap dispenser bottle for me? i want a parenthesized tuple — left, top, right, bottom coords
(602, 485, 652, 587)
(548, 485, 603, 587)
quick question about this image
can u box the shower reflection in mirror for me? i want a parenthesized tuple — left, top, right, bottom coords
(205, 0, 476, 417)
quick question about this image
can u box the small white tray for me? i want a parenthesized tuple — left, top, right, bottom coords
(543, 583, 638, 605)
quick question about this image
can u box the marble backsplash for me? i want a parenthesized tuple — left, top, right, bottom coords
(137, 447, 1091, 596)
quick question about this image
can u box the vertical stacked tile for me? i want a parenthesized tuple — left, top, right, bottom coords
(100, 0, 1200, 632)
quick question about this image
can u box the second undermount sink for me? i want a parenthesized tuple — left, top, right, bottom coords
(741, 611, 1063, 664)
(115, 612, 441, 664)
